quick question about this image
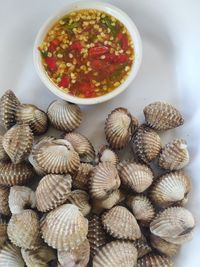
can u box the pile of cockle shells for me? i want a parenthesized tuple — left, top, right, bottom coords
(0, 90, 195, 267)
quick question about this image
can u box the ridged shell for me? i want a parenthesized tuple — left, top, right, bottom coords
(0, 135, 9, 161)
(36, 174, 72, 212)
(73, 163, 93, 190)
(8, 186, 36, 214)
(137, 253, 173, 267)
(102, 206, 141, 240)
(0, 185, 10, 215)
(132, 239, 152, 258)
(2, 124, 33, 164)
(32, 139, 80, 174)
(150, 207, 195, 244)
(119, 162, 153, 193)
(88, 215, 107, 258)
(16, 104, 48, 135)
(105, 107, 138, 150)
(90, 162, 121, 199)
(150, 234, 180, 257)
(158, 139, 189, 170)
(143, 102, 184, 130)
(0, 242, 25, 267)
(58, 239, 90, 267)
(150, 171, 191, 207)
(7, 209, 42, 250)
(41, 204, 88, 250)
(21, 245, 56, 267)
(93, 240, 138, 267)
(0, 162, 35, 186)
(132, 125, 161, 163)
(0, 218, 8, 248)
(127, 195, 155, 226)
(67, 190, 91, 216)
(47, 100, 82, 131)
(0, 90, 20, 130)
(64, 132, 95, 163)
(97, 145, 119, 165)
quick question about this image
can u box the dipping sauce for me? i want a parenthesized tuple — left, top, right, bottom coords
(39, 9, 134, 98)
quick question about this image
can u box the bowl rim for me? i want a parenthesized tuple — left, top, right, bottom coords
(33, 0, 142, 105)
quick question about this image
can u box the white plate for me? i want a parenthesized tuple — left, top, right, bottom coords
(0, 1, 200, 266)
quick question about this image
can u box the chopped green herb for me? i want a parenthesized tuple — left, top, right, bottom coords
(101, 16, 117, 35)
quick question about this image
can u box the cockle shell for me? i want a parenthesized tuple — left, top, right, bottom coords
(64, 132, 95, 163)
(0, 185, 10, 215)
(119, 162, 154, 193)
(73, 163, 93, 190)
(2, 124, 34, 164)
(0, 90, 20, 130)
(150, 234, 180, 257)
(132, 239, 152, 258)
(36, 174, 72, 212)
(16, 104, 48, 135)
(87, 215, 107, 258)
(143, 101, 184, 131)
(0, 162, 35, 186)
(150, 207, 195, 244)
(105, 108, 138, 150)
(58, 239, 90, 267)
(93, 240, 138, 267)
(0, 218, 8, 248)
(158, 139, 189, 170)
(67, 190, 91, 216)
(0, 135, 9, 161)
(32, 139, 80, 174)
(47, 100, 82, 132)
(0, 242, 25, 267)
(41, 204, 88, 250)
(132, 125, 161, 163)
(90, 162, 121, 199)
(127, 195, 155, 226)
(102, 206, 141, 240)
(137, 253, 173, 267)
(8, 186, 36, 214)
(97, 145, 119, 165)
(21, 244, 56, 267)
(7, 209, 42, 250)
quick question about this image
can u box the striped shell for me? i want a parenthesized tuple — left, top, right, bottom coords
(64, 132, 95, 163)
(132, 239, 152, 258)
(119, 162, 153, 193)
(0, 185, 10, 215)
(105, 108, 138, 149)
(159, 139, 189, 170)
(36, 174, 72, 212)
(132, 125, 161, 163)
(102, 206, 141, 240)
(0, 90, 20, 130)
(47, 100, 82, 132)
(0, 242, 25, 267)
(150, 207, 195, 244)
(67, 190, 91, 216)
(41, 204, 88, 251)
(97, 145, 119, 165)
(143, 101, 184, 131)
(73, 163, 93, 190)
(0, 135, 9, 161)
(16, 104, 48, 135)
(32, 139, 80, 174)
(8, 186, 36, 214)
(2, 124, 33, 164)
(137, 253, 173, 267)
(90, 162, 121, 199)
(0, 218, 8, 248)
(93, 240, 138, 267)
(0, 162, 35, 186)
(7, 210, 42, 250)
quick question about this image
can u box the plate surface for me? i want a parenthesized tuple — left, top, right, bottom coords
(0, 0, 200, 266)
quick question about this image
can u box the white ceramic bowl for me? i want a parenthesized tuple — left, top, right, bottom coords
(34, 0, 142, 105)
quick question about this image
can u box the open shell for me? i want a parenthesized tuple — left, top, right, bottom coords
(2, 124, 33, 164)
(0, 90, 20, 130)
(0, 218, 8, 248)
(90, 162, 121, 199)
(64, 132, 95, 163)
(97, 145, 119, 165)
(47, 100, 82, 131)
(132, 239, 152, 258)
(143, 101, 184, 131)
(93, 240, 138, 267)
(137, 253, 173, 267)
(8, 186, 36, 214)
(0, 135, 9, 162)
(36, 174, 72, 212)
(73, 163, 93, 190)
(0, 185, 10, 215)
(158, 139, 189, 170)
(41, 204, 88, 251)
(67, 190, 91, 216)
(7, 209, 42, 250)
(102, 206, 141, 240)
(0, 242, 25, 267)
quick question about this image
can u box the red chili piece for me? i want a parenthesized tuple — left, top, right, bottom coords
(117, 33, 128, 51)
(59, 75, 70, 88)
(45, 57, 57, 71)
(70, 41, 82, 52)
(79, 82, 94, 98)
(91, 60, 104, 71)
(49, 39, 60, 52)
(89, 46, 109, 57)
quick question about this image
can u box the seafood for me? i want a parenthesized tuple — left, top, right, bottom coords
(67, 190, 91, 216)
(137, 253, 173, 267)
(97, 145, 119, 165)
(0, 242, 25, 267)
(0, 135, 9, 161)
(132, 239, 152, 258)
(0, 218, 8, 248)
(0, 185, 10, 215)
(73, 163, 93, 190)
